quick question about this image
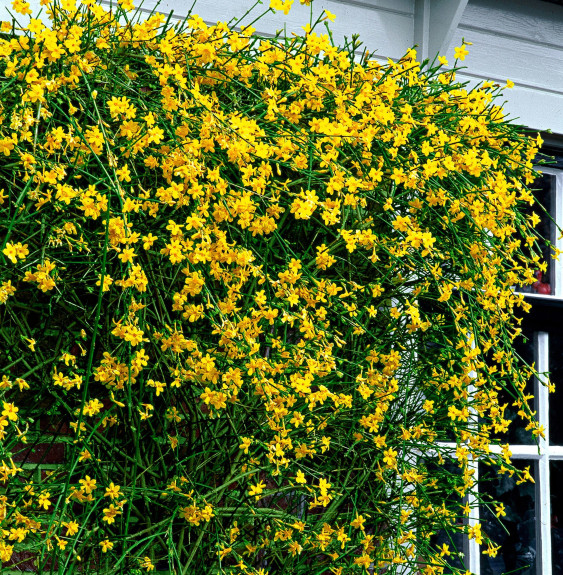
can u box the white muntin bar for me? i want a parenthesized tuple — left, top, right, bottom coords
(462, 457, 480, 575)
(535, 331, 552, 575)
(463, 352, 481, 575)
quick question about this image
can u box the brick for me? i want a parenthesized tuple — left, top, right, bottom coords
(13, 442, 65, 464)
(40, 416, 71, 436)
(7, 550, 38, 572)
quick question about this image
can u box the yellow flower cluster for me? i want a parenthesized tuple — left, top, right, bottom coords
(0, 0, 546, 572)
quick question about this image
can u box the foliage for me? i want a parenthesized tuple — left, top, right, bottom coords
(0, 0, 548, 573)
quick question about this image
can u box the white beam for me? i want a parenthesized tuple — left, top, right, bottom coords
(414, 0, 468, 62)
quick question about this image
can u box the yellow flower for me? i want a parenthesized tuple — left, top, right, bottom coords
(78, 449, 92, 462)
(295, 470, 306, 484)
(118, 248, 136, 263)
(3, 243, 19, 264)
(423, 399, 435, 413)
(99, 539, 113, 553)
(239, 437, 252, 454)
(439, 543, 450, 556)
(37, 491, 51, 510)
(494, 503, 506, 517)
(102, 504, 122, 524)
(350, 514, 366, 530)
(104, 482, 122, 500)
(116, 165, 131, 182)
(323, 9, 336, 22)
(354, 554, 372, 568)
(57, 538, 67, 550)
(483, 543, 501, 557)
(248, 481, 266, 500)
(11, 0, 32, 15)
(96, 274, 113, 292)
(79, 475, 97, 494)
(383, 448, 398, 468)
(290, 189, 319, 219)
(138, 556, 155, 572)
(15, 243, 29, 261)
(64, 521, 79, 536)
(289, 541, 303, 556)
(8, 527, 28, 543)
(142, 233, 158, 250)
(270, 0, 293, 14)
(2, 402, 18, 421)
(454, 44, 469, 61)
(467, 523, 483, 545)
(506, 79, 515, 88)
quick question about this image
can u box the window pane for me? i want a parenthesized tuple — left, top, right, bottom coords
(552, 461, 563, 574)
(427, 458, 466, 571)
(518, 173, 556, 296)
(430, 529, 464, 572)
(480, 461, 536, 575)
(549, 333, 563, 445)
(492, 335, 535, 445)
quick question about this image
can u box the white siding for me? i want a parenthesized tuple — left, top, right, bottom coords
(0, 0, 43, 25)
(139, 0, 414, 61)
(446, 0, 563, 133)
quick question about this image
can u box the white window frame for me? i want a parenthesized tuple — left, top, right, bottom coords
(520, 166, 563, 301)
(433, 164, 563, 575)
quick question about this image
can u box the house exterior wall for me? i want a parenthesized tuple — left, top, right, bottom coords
(138, 0, 415, 62)
(447, 0, 563, 134)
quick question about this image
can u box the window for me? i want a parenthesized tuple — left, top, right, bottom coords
(436, 151, 563, 574)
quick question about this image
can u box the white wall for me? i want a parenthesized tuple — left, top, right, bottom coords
(138, 0, 414, 62)
(446, 0, 563, 134)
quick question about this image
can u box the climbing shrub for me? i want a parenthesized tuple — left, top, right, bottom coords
(0, 0, 548, 572)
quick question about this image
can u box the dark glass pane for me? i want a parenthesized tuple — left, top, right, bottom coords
(549, 333, 563, 445)
(552, 461, 563, 574)
(480, 461, 536, 575)
(430, 529, 464, 572)
(428, 458, 466, 572)
(518, 173, 555, 296)
(491, 334, 535, 445)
